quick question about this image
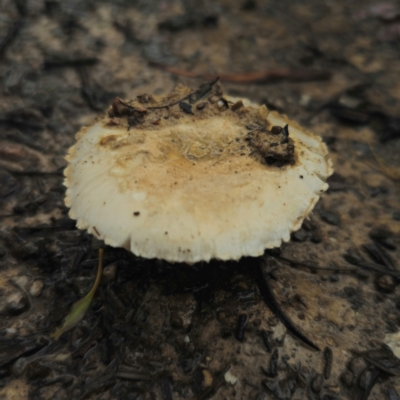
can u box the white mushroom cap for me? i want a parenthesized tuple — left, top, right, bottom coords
(65, 82, 332, 263)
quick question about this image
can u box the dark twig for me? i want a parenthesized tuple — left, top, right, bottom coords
(235, 314, 247, 341)
(119, 77, 220, 111)
(323, 347, 333, 379)
(0, 117, 44, 131)
(253, 259, 320, 351)
(277, 255, 358, 273)
(280, 253, 400, 278)
(44, 56, 98, 69)
(353, 347, 400, 377)
(343, 254, 400, 278)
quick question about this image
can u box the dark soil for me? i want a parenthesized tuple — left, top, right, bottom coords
(1, 1, 400, 399)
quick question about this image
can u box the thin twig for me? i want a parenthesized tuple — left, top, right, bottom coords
(254, 259, 320, 351)
(279, 254, 400, 277)
(119, 77, 220, 111)
(277, 255, 358, 272)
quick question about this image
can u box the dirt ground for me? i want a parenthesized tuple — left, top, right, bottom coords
(1, 0, 400, 399)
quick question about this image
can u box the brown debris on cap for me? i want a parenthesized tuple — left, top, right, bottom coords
(64, 80, 333, 263)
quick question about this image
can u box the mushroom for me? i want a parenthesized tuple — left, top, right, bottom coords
(64, 80, 333, 263)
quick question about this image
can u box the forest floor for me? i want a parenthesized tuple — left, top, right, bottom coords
(1, 1, 400, 399)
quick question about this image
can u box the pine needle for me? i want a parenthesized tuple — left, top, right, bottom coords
(51, 248, 104, 340)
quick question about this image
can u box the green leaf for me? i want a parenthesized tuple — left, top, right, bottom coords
(51, 248, 104, 340)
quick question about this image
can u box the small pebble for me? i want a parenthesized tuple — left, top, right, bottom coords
(327, 385, 340, 393)
(4, 328, 17, 338)
(12, 276, 29, 289)
(55, 353, 71, 362)
(224, 369, 238, 385)
(376, 275, 396, 293)
(4, 292, 28, 315)
(29, 280, 44, 297)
